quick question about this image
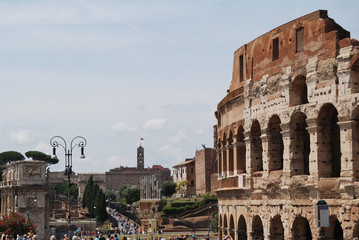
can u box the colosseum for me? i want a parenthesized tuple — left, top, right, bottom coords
(215, 10, 359, 240)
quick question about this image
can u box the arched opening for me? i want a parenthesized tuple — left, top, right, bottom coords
(219, 214, 223, 240)
(217, 141, 222, 176)
(228, 131, 234, 176)
(323, 215, 343, 240)
(224, 214, 228, 237)
(317, 104, 341, 177)
(251, 120, 263, 172)
(292, 215, 312, 240)
(229, 215, 235, 239)
(252, 215, 263, 240)
(238, 215, 247, 240)
(222, 137, 228, 176)
(352, 106, 359, 180)
(270, 215, 284, 240)
(237, 126, 246, 174)
(290, 112, 310, 175)
(353, 222, 359, 239)
(268, 115, 284, 172)
(290, 75, 308, 106)
(350, 58, 359, 93)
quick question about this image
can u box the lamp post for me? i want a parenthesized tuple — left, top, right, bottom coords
(50, 136, 87, 225)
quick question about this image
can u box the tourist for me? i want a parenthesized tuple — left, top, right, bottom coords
(50, 235, 56, 240)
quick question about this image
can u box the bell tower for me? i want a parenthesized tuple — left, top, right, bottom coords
(137, 143, 144, 170)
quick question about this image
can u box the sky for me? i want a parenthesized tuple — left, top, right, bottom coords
(0, 0, 358, 174)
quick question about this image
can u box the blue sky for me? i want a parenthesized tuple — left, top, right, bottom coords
(0, 0, 358, 173)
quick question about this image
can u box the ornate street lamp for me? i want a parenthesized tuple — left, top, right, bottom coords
(50, 136, 87, 225)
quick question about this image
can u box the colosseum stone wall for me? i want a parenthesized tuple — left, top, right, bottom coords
(215, 10, 359, 240)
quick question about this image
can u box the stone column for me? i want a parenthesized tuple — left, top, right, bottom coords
(227, 139, 234, 176)
(261, 131, 269, 178)
(244, 131, 253, 189)
(233, 206, 238, 240)
(306, 118, 320, 183)
(232, 137, 238, 176)
(244, 131, 251, 174)
(280, 123, 292, 179)
(338, 120, 356, 179)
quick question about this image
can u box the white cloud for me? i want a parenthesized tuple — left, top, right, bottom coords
(168, 131, 186, 143)
(110, 122, 138, 132)
(195, 128, 206, 135)
(105, 155, 129, 168)
(35, 141, 51, 154)
(158, 144, 183, 161)
(143, 118, 167, 131)
(8, 129, 32, 144)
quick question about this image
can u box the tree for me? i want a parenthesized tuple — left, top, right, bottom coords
(82, 175, 94, 210)
(210, 213, 218, 233)
(119, 185, 140, 204)
(161, 181, 177, 197)
(0, 151, 25, 164)
(51, 182, 78, 199)
(25, 151, 59, 166)
(96, 189, 108, 223)
(104, 190, 117, 202)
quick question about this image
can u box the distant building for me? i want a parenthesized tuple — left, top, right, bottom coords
(48, 171, 105, 197)
(105, 144, 171, 190)
(173, 148, 216, 196)
(77, 173, 106, 196)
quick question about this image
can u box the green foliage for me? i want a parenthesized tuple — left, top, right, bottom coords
(82, 175, 94, 209)
(161, 181, 177, 197)
(210, 213, 218, 233)
(25, 151, 60, 166)
(118, 198, 126, 206)
(96, 189, 108, 222)
(0, 213, 36, 237)
(119, 185, 140, 204)
(104, 190, 117, 202)
(51, 182, 78, 199)
(162, 205, 189, 214)
(175, 180, 187, 192)
(82, 175, 108, 222)
(0, 151, 25, 164)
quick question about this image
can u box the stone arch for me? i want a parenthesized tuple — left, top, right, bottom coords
(268, 115, 284, 172)
(290, 112, 310, 175)
(229, 214, 235, 239)
(252, 215, 264, 240)
(352, 106, 359, 180)
(222, 134, 228, 175)
(238, 215, 247, 240)
(228, 130, 234, 176)
(250, 120, 263, 172)
(237, 126, 246, 173)
(317, 103, 341, 177)
(353, 221, 359, 239)
(292, 215, 312, 240)
(323, 215, 343, 240)
(269, 215, 284, 240)
(224, 214, 228, 237)
(217, 141, 222, 176)
(290, 74, 308, 106)
(350, 53, 359, 93)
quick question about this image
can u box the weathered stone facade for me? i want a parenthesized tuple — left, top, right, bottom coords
(215, 10, 359, 239)
(0, 160, 50, 240)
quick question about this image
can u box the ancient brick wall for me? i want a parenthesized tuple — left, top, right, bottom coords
(215, 10, 359, 240)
